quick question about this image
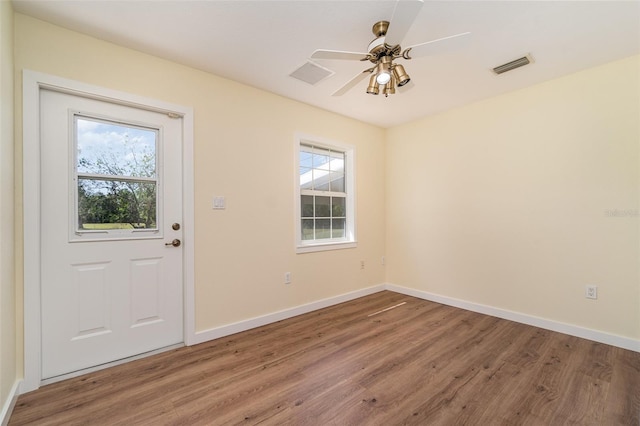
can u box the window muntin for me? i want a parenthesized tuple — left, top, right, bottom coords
(74, 115, 160, 237)
(297, 138, 355, 252)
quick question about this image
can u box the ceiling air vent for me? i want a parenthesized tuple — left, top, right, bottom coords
(492, 54, 533, 75)
(289, 60, 334, 85)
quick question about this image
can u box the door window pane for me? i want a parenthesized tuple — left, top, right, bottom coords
(75, 115, 159, 234)
(78, 179, 157, 230)
(77, 117, 157, 178)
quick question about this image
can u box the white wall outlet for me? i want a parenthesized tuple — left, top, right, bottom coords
(284, 272, 291, 284)
(585, 285, 598, 299)
(381, 256, 385, 266)
(360, 261, 365, 270)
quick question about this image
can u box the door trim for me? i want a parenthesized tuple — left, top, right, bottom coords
(22, 70, 196, 393)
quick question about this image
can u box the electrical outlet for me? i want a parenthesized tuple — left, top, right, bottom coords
(585, 285, 597, 299)
(284, 272, 291, 284)
(360, 261, 365, 270)
(382, 256, 385, 266)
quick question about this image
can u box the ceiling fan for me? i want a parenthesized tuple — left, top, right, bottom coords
(310, 0, 470, 97)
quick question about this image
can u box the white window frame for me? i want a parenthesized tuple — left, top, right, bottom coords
(295, 133, 356, 253)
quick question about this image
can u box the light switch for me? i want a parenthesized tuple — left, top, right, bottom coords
(212, 196, 226, 210)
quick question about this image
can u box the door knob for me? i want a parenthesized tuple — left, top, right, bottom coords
(165, 239, 181, 247)
(172, 223, 181, 230)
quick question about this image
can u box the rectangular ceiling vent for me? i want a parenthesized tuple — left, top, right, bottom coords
(492, 54, 534, 75)
(289, 60, 334, 85)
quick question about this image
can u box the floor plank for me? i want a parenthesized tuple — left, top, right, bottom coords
(9, 291, 640, 425)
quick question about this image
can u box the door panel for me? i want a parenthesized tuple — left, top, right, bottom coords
(130, 257, 164, 326)
(71, 261, 111, 339)
(40, 89, 184, 379)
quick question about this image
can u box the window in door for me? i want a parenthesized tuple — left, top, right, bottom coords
(73, 114, 161, 240)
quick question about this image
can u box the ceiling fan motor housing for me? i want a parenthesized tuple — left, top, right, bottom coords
(372, 20, 389, 37)
(368, 21, 403, 63)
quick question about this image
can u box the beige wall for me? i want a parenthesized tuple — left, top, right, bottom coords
(386, 55, 640, 340)
(6, 10, 639, 414)
(0, 0, 16, 413)
(13, 12, 386, 348)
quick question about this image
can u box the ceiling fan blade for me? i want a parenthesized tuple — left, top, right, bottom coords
(332, 70, 371, 96)
(404, 32, 471, 58)
(311, 49, 369, 61)
(384, 0, 425, 47)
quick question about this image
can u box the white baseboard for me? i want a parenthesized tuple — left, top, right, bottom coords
(192, 284, 386, 345)
(190, 281, 638, 353)
(1, 379, 21, 426)
(385, 283, 640, 353)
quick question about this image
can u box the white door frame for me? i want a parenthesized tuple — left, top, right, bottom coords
(22, 70, 196, 393)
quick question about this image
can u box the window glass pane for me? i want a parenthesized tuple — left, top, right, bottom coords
(316, 219, 331, 239)
(332, 219, 345, 238)
(299, 166, 311, 175)
(301, 195, 314, 217)
(300, 167, 313, 189)
(330, 173, 344, 192)
(312, 168, 331, 190)
(313, 147, 331, 170)
(329, 152, 344, 173)
(78, 178, 157, 230)
(299, 149, 313, 168)
(77, 117, 157, 178)
(315, 196, 330, 217)
(301, 219, 314, 240)
(332, 197, 345, 217)
(314, 179, 330, 191)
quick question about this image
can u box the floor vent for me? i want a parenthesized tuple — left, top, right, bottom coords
(290, 60, 334, 85)
(493, 54, 533, 75)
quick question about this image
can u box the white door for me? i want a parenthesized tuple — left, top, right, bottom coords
(40, 88, 184, 380)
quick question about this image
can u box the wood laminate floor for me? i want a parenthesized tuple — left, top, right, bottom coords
(9, 291, 640, 425)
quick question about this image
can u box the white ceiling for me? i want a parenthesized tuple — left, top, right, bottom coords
(12, 0, 640, 128)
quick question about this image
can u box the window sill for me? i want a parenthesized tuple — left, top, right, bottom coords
(296, 241, 357, 254)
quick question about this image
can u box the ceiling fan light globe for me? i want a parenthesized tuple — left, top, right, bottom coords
(376, 71, 391, 85)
